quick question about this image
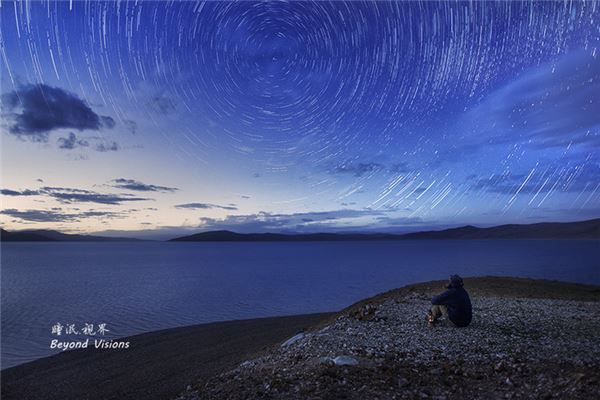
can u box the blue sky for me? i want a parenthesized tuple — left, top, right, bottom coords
(1, 1, 599, 238)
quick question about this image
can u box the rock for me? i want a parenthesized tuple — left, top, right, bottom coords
(317, 357, 334, 366)
(332, 355, 359, 366)
(281, 332, 304, 347)
(354, 304, 377, 321)
(398, 377, 410, 387)
(573, 372, 585, 382)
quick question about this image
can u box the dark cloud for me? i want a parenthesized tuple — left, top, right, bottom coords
(43, 187, 150, 205)
(94, 141, 119, 152)
(123, 119, 137, 134)
(148, 95, 176, 114)
(57, 133, 118, 152)
(1, 208, 76, 222)
(334, 162, 384, 177)
(80, 210, 123, 219)
(1, 188, 41, 196)
(332, 161, 412, 177)
(1, 84, 115, 140)
(471, 174, 524, 194)
(9, 186, 153, 205)
(175, 202, 238, 211)
(1, 208, 123, 223)
(111, 178, 178, 193)
(196, 209, 392, 233)
(471, 162, 600, 195)
(100, 116, 116, 129)
(390, 162, 411, 173)
(57, 132, 89, 150)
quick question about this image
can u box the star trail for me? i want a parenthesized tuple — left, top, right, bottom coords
(1, 1, 599, 237)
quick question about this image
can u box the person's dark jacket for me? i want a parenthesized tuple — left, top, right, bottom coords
(431, 278, 472, 327)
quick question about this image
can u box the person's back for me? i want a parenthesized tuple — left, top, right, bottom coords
(428, 275, 472, 327)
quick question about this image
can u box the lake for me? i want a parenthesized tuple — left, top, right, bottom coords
(1, 240, 598, 369)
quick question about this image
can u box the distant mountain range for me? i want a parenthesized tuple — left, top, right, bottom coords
(0, 229, 141, 242)
(2, 218, 599, 242)
(171, 218, 600, 241)
(399, 218, 600, 240)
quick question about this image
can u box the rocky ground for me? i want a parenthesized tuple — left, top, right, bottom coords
(177, 278, 600, 399)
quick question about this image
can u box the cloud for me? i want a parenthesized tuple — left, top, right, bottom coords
(1, 208, 123, 223)
(40, 187, 151, 205)
(195, 209, 396, 233)
(332, 161, 412, 177)
(111, 178, 178, 193)
(100, 116, 115, 129)
(470, 162, 600, 195)
(1, 84, 115, 140)
(78, 210, 125, 219)
(390, 162, 411, 173)
(1, 188, 41, 196)
(2, 186, 153, 205)
(334, 162, 385, 177)
(464, 51, 600, 149)
(175, 202, 238, 211)
(57, 133, 122, 152)
(57, 132, 89, 150)
(148, 95, 176, 114)
(1, 208, 76, 222)
(123, 119, 137, 134)
(94, 141, 119, 152)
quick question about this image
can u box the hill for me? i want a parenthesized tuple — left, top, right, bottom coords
(401, 218, 600, 239)
(170, 218, 600, 241)
(0, 228, 140, 242)
(170, 230, 400, 242)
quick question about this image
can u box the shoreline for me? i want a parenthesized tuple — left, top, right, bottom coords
(1, 313, 334, 400)
(2, 276, 600, 400)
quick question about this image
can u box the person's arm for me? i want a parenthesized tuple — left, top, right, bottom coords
(431, 288, 455, 305)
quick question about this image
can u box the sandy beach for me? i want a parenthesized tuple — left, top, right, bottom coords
(2, 277, 600, 400)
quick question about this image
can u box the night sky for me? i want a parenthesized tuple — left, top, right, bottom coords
(1, 1, 599, 238)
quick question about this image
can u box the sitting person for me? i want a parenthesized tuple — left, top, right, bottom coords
(427, 274, 472, 327)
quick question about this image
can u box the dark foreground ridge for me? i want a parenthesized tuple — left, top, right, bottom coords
(181, 277, 600, 400)
(170, 218, 600, 241)
(2, 277, 599, 400)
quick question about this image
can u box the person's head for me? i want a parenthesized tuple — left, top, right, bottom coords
(446, 274, 464, 288)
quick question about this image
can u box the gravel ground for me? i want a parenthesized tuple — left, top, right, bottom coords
(179, 281, 600, 400)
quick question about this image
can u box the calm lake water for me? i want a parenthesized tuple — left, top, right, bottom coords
(1, 240, 599, 369)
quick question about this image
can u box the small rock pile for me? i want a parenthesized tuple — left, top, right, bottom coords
(178, 291, 600, 399)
